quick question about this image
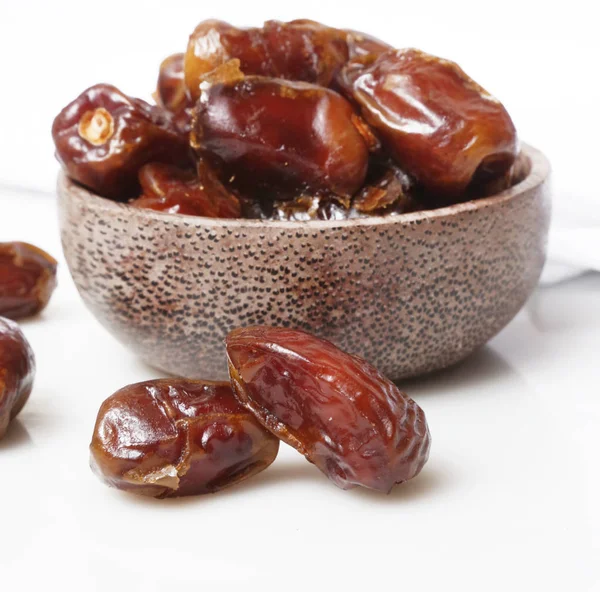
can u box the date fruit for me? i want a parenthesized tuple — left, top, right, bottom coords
(338, 48, 518, 199)
(155, 53, 194, 132)
(468, 149, 531, 198)
(352, 162, 418, 214)
(261, 19, 348, 86)
(226, 326, 431, 493)
(0, 317, 35, 440)
(345, 29, 392, 60)
(52, 84, 191, 200)
(90, 379, 279, 497)
(130, 161, 241, 218)
(193, 73, 370, 199)
(184, 19, 347, 101)
(156, 53, 190, 113)
(185, 20, 268, 101)
(0, 242, 57, 320)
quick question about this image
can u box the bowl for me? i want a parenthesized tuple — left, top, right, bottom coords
(57, 143, 551, 381)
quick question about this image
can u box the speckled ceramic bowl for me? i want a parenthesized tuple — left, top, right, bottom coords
(57, 143, 550, 381)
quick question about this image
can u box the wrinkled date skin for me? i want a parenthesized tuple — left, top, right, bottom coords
(193, 74, 370, 199)
(184, 19, 348, 101)
(0, 242, 57, 320)
(130, 161, 241, 218)
(52, 84, 191, 200)
(0, 317, 35, 440)
(338, 48, 518, 199)
(90, 379, 280, 498)
(226, 326, 431, 493)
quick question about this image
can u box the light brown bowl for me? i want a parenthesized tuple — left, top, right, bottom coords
(57, 143, 550, 381)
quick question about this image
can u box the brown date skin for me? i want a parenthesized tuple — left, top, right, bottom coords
(226, 326, 431, 493)
(185, 20, 268, 101)
(90, 379, 280, 498)
(468, 149, 531, 199)
(353, 162, 419, 214)
(193, 75, 370, 199)
(0, 242, 57, 320)
(345, 29, 392, 59)
(338, 48, 518, 200)
(0, 317, 35, 440)
(52, 84, 192, 200)
(184, 19, 348, 101)
(130, 161, 241, 218)
(155, 53, 190, 113)
(261, 20, 348, 86)
(155, 53, 194, 133)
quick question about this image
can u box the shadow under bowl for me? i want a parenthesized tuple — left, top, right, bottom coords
(57, 143, 551, 381)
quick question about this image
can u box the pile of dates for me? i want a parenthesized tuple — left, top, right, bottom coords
(0, 242, 57, 439)
(52, 19, 524, 221)
(90, 326, 431, 497)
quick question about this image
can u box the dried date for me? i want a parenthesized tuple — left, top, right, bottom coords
(52, 84, 192, 200)
(130, 161, 241, 218)
(345, 29, 392, 59)
(352, 162, 419, 214)
(90, 379, 279, 497)
(192, 71, 370, 199)
(0, 317, 35, 440)
(185, 20, 268, 102)
(0, 242, 57, 320)
(184, 19, 347, 101)
(155, 53, 194, 132)
(468, 150, 531, 198)
(261, 19, 348, 86)
(226, 326, 431, 492)
(155, 53, 190, 113)
(338, 48, 518, 200)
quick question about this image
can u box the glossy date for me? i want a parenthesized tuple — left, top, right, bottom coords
(0, 242, 57, 320)
(155, 53, 190, 113)
(338, 48, 518, 199)
(90, 379, 279, 497)
(155, 53, 194, 132)
(353, 162, 419, 214)
(52, 84, 191, 200)
(184, 19, 347, 101)
(344, 29, 392, 60)
(226, 326, 431, 492)
(0, 317, 35, 440)
(192, 73, 370, 199)
(53, 20, 524, 218)
(130, 161, 241, 218)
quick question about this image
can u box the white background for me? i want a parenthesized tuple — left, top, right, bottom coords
(0, 1, 599, 590)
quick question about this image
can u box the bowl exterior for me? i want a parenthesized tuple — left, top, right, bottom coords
(57, 147, 550, 381)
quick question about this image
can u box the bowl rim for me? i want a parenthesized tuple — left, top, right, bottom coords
(57, 142, 550, 229)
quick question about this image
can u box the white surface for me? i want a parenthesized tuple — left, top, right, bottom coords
(0, 190, 599, 591)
